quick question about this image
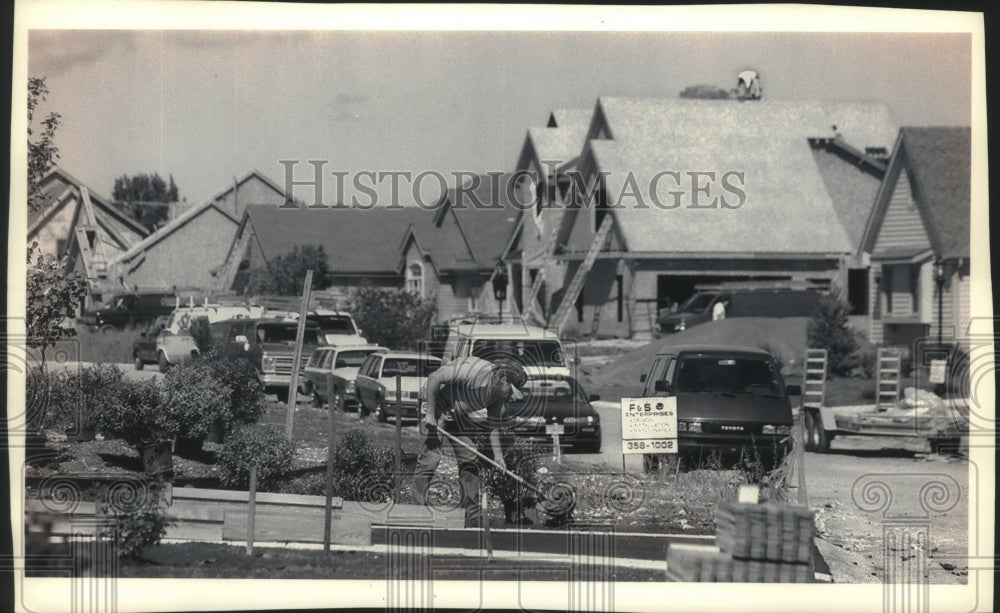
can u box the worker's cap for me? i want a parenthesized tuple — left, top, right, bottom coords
(493, 359, 527, 401)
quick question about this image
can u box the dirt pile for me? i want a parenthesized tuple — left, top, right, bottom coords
(585, 317, 809, 398)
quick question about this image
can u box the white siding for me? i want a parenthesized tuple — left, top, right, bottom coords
(873, 168, 932, 252)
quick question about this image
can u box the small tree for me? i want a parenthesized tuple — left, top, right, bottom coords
(807, 287, 859, 377)
(245, 245, 332, 296)
(348, 284, 438, 350)
(28, 77, 61, 213)
(26, 242, 89, 368)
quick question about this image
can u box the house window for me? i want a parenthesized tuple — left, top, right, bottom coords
(883, 264, 918, 317)
(406, 262, 424, 298)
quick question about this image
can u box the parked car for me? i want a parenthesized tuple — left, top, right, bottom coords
(211, 317, 324, 403)
(131, 315, 169, 370)
(504, 375, 602, 453)
(80, 291, 176, 332)
(355, 351, 443, 422)
(638, 345, 795, 468)
(300, 344, 386, 410)
(656, 285, 824, 333)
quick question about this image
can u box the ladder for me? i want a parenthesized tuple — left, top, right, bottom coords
(875, 347, 902, 410)
(521, 268, 545, 324)
(521, 207, 564, 323)
(549, 213, 615, 334)
(803, 349, 828, 408)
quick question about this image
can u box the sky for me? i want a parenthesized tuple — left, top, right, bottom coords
(21, 4, 979, 207)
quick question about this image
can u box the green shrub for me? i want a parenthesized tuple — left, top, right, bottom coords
(187, 316, 214, 354)
(92, 377, 166, 448)
(161, 358, 231, 440)
(202, 353, 265, 432)
(218, 425, 295, 491)
(347, 285, 438, 350)
(329, 429, 394, 502)
(483, 436, 542, 503)
(111, 503, 172, 559)
(806, 288, 859, 377)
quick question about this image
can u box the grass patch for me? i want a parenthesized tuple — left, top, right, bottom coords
(72, 324, 139, 364)
(27, 541, 667, 580)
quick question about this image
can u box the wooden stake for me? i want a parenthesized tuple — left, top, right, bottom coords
(246, 466, 257, 557)
(324, 395, 336, 552)
(394, 373, 402, 503)
(285, 270, 313, 439)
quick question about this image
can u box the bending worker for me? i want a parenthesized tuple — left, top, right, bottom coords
(412, 356, 528, 527)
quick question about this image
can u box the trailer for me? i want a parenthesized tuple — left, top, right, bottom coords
(798, 348, 969, 455)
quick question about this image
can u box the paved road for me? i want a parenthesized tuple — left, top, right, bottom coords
(571, 400, 974, 585)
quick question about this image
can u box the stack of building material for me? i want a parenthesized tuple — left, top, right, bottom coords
(666, 500, 815, 582)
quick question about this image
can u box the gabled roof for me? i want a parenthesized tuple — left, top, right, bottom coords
(898, 127, 971, 260)
(862, 127, 971, 260)
(244, 205, 426, 275)
(113, 199, 237, 263)
(114, 170, 292, 264)
(571, 97, 899, 256)
(519, 109, 592, 174)
(810, 140, 886, 251)
(207, 169, 286, 204)
(448, 173, 522, 268)
(403, 202, 478, 274)
(589, 97, 899, 152)
(548, 108, 593, 128)
(28, 166, 151, 241)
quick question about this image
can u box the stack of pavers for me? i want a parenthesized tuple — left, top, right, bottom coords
(666, 500, 815, 582)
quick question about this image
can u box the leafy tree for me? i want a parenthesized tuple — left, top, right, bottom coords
(26, 242, 89, 367)
(679, 84, 736, 100)
(112, 173, 180, 231)
(806, 287, 859, 377)
(348, 284, 437, 350)
(28, 77, 61, 213)
(244, 245, 332, 296)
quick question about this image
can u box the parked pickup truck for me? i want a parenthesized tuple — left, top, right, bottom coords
(211, 317, 324, 403)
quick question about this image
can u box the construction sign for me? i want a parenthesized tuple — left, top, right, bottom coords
(620, 397, 678, 454)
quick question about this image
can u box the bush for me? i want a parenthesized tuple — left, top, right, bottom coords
(111, 503, 172, 559)
(187, 316, 214, 355)
(329, 429, 395, 502)
(807, 288, 859, 377)
(160, 358, 232, 440)
(202, 352, 265, 432)
(483, 436, 543, 522)
(218, 425, 295, 491)
(348, 285, 437, 350)
(92, 377, 166, 448)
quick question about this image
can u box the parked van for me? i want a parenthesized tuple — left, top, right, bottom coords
(656, 284, 824, 333)
(442, 322, 573, 391)
(156, 303, 266, 371)
(638, 345, 796, 468)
